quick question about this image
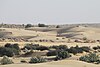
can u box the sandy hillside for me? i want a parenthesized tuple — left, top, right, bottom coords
(0, 60, 99, 67)
(0, 26, 100, 41)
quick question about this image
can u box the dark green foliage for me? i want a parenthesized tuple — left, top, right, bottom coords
(24, 50, 33, 56)
(50, 45, 68, 51)
(68, 47, 79, 55)
(5, 43, 20, 51)
(5, 43, 12, 48)
(47, 50, 58, 56)
(0, 43, 20, 57)
(0, 47, 14, 57)
(0, 56, 13, 65)
(23, 44, 39, 50)
(68, 46, 90, 54)
(38, 23, 47, 27)
(83, 37, 87, 40)
(12, 43, 20, 50)
(79, 53, 100, 64)
(36, 46, 49, 51)
(20, 59, 27, 63)
(56, 25, 60, 28)
(93, 46, 100, 50)
(55, 50, 71, 60)
(29, 57, 47, 63)
(80, 46, 90, 52)
(23, 44, 49, 51)
(25, 24, 33, 28)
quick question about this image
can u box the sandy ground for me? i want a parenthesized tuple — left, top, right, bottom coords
(0, 42, 99, 48)
(0, 60, 99, 67)
(0, 27, 100, 67)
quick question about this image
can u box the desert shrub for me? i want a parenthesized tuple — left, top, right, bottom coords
(83, 37, 87, 40)
(25, 24, 33, 28)
(80, 46, 90, 52)
(38, 23, 47, 27)
(56, 25, 60, 28)
(0, 56, 13, 65)
(12, 43, 20, 50)
(36, 46, 49, 51)
(62, 37, 65, 39)
(56, 38, 59, 40)
(0, 47, 14, 57)
(23, 44, 39, 50)
(93, 46, 100, 50)
(79, 53, 100, 63)
(49, 45, 59, 49)
(50, 45, 68, 51)
(68, 46, 90, 54)
(68, 47, 79, 55)
(29, 57, 47, 63)
(5, 43, 12, 48)
(20, 59, 27, 63)
(58, 45, 68, 50)
(47, 50, 58, 56)
(24, 50, 33, 56)
(4, 43, 20, 55)
(5, 43, 20, 50)
(23, 44, 49, 51)
(55, 50, 71, 60)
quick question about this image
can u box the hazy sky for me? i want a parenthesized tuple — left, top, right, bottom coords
(0, 0, 100, 24)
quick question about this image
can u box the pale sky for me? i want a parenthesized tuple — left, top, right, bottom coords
(0, 0, 100, 24)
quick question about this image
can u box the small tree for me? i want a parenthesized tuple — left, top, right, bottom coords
(56, 25, 60, 28)
(55, 50, 71, 60)
(83, 37, 87, 40)
(0, 56, 13, 65)
(29, 57, 47, 63)
(38, 23, 47, 27)
(79, 53, 100, 63)
(25, 24, 33, 28)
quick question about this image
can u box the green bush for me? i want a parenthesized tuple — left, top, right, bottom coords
(0, 56, 13, 65)
(56, 25, 60, 28)
(93, 46, 100, 50)
(50, 45, 68, 51)
(36, 46, 49, 51)
(0, 47, 14, 57)
(23, 44, 39, 50)
(79, 53, 100, 64)
(47, 50, 58, 56)
(25, 24, 33, 28)
(68, 46, 90, 54)
(4, 43, 20, 55)
(20, 59, 27, 63)
(55, 50, 71, 60)
(38, 23, 47, 27)
(29, 57, 47, 63)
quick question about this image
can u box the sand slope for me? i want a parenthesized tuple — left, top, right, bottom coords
(0, 60, 99, 67)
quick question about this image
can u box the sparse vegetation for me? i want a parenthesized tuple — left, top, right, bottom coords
(79, 53, 100, 64)
(0, 56, 13, 65)
(25, 24, 33, 28)
(29, 57, 47, 63)
(23, 44, 49, 51)
(0, 43, 20, 57)
(47, 50, 58, 56)
(20, 59, 27, 63)
(93, 46, 100, 50)
(56, 25, 60, 28)
(38, 23, 47, 27)
(68, 45, 90, 55)
(55, 50, 71, 60)
(83, 37, 87, 40)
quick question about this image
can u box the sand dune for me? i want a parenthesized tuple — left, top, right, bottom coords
(0, 60, 99, 67)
